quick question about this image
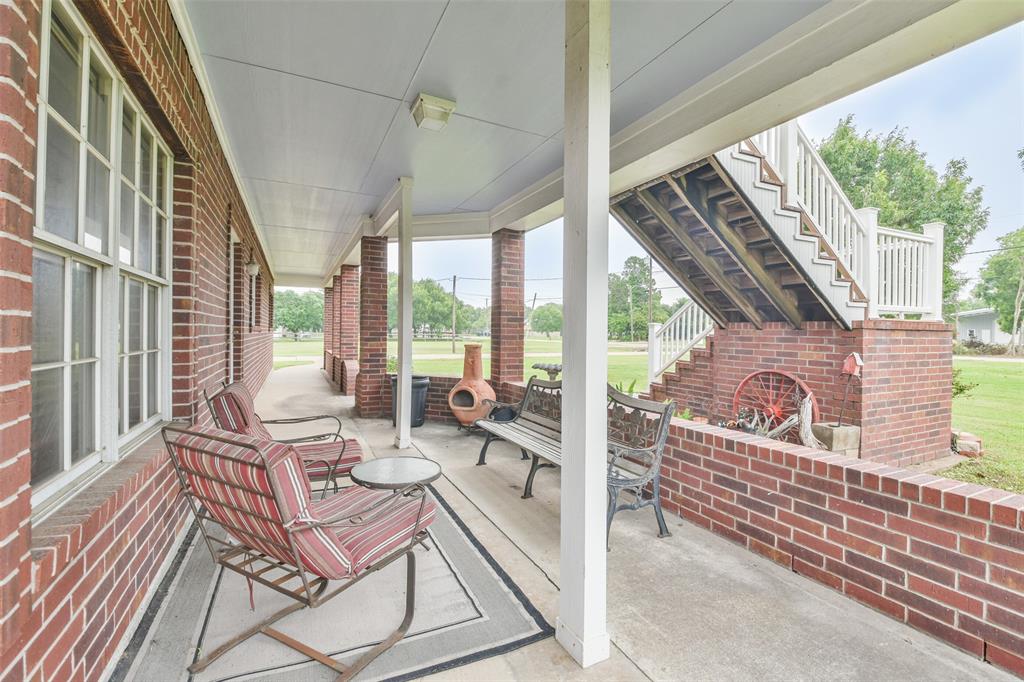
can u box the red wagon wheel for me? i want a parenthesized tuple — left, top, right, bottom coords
(732, 370, 819, 437)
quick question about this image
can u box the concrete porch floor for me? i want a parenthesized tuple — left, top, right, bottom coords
(255, 364, 1008, 681)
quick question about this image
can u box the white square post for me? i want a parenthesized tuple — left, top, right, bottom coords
(922, 221, 945, 321)
(395, 177, 414, 449)
(558, 0, 611, 668)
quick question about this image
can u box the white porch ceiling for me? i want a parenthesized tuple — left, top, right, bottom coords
(182, 0, 828, 284)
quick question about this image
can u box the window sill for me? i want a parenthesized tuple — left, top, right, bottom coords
(29, 424, 176, 595)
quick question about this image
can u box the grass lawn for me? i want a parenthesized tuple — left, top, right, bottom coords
(273, 339, 324, 356)
(410, 353, 649, 390)
(938, 358, 1024, 493)
(273, 359, 314, 370)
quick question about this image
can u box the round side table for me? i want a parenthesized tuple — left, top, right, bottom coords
(350, 457, 442, 491)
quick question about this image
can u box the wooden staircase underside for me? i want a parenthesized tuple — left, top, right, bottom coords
(611, 151, 866, 330)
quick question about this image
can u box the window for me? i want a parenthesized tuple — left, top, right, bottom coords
(31, 0, 172, 504)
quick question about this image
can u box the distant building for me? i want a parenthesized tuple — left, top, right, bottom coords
(955, 308, 1011, 344)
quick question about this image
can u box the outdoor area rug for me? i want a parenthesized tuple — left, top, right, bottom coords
(114, 487, 552, 681)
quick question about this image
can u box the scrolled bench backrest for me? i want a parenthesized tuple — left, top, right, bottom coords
(606, 386, 675, 476)
(517, 376, 562, 441)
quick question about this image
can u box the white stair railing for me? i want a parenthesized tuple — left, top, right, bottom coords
(747, 120, 944, 320)
(648, 300, 714, 382)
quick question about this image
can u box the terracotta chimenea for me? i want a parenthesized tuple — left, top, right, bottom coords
(447, 343, 496, 426)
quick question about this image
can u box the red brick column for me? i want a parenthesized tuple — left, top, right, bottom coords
(355, 237, 388, 416)
(490, 229, 525, 386)
(0, 0, 40, 653)
(856, 319, 953, 466)
(323, 285, 334, 372)
(337, 265, 360, 395)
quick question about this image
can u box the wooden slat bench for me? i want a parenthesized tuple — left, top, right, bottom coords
(474, 378, 676, 544)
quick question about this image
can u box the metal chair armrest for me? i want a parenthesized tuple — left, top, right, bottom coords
(276, 432, 339, 444)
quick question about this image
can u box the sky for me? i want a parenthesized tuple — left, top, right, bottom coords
(375, 22, 1024, 308)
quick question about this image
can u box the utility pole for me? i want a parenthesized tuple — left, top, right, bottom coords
(647, 255, 653, 325)
(628, 286, 634, 342)
(451, 275, 458, 354)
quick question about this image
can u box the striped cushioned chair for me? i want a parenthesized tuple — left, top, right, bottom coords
(205, 381, 362, 497)
(163, 423, 436, 680)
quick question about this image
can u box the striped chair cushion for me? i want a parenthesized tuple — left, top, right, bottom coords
(167, 425, 311, 567)
(167, 425, 435, 581)
(208, 383, 274, 440)
(294, 440, 364, 479)
(299, 484, 437, 576)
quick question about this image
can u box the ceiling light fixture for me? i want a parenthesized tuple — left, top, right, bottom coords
(411, 93, 456, 131)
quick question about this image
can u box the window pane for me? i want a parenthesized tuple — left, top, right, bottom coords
(137, 204, 152, 272)
(147, 352, 159, 417)
(71, 262, 95, 360)
(118, 275, 125, 354)
(139, 133, 152, 197)
(157, 149, 167, 210)
(44, 119, 79, 241)
(128, 354, 141, 428)
(118, 358, 124, 433)
(87, 61, 110, 156)
(84, 153, 108, 252)
(119, 181, 134, 265)
(47, 14, 81, 127)
(155, 214, 165, 277)
(147, 285, 158, 349)
(121, 107, 135, 180)
(71, 362, 95, 463)
(128, 279, 142, 352)
(31, 368, 63, 485)
(32, 250, 64, 363)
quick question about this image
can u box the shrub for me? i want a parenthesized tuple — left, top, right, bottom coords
(952, 368, 977, 399)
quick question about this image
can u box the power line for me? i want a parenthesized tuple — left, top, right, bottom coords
(963, 245, 1024, 256)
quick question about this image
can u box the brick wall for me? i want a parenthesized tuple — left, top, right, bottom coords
(490, 229, 524, 385)
(645, 320, 952, 466)
(0, 0, 274, 678)
(0, 0, 41, 660)
(355, 237, 388, 417)
(324, 266, 359, 393)
(660, 420, 1024, 676)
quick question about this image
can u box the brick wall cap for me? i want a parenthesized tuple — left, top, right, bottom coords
(854, 319, 953, 332)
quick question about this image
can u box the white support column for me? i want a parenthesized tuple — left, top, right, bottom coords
(648, 323, 662, 383)
(558, 0, 610, 668)
(857, 207, 880, 318)
(395, 177, 414, 449)
(923, 221, 945, 321)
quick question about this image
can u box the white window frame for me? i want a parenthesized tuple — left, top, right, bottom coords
(31, 0, 173, 510)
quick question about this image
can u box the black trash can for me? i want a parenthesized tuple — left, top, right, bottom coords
(391, 375, 430, 427)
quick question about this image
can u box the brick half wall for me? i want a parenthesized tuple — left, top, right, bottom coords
(646, 320, 952, 467)
(661, 420, 1024, 676)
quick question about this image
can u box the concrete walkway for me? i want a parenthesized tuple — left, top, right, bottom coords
(256, 364, 1010, 681)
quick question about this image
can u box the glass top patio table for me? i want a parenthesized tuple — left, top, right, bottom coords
(350, 457, 442, 490)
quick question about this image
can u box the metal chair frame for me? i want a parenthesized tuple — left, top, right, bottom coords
(203, 382, 353, 498)
(162, 423, 430, 680)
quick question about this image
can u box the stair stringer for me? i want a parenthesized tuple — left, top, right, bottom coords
(713, 148, 867, 329)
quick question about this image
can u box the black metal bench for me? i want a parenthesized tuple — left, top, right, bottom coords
(474, 378, 676, 543)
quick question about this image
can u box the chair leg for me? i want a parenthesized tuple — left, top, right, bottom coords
(652, 480, 671, 538)
(189, 552, 418, 680)
(336, 551, 418, 680)
(606, 487, 619, 551)
(520, 448, 529, 461)
(476, 433, 494, 466)
(522, 454, 542, 499)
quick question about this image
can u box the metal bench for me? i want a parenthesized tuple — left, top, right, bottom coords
(474, 378, 675, 543)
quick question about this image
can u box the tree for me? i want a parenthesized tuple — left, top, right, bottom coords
(531, 303, 563, 337)
(273, 289, 323, 337)
(975, 227, 1024, 354)
(607, 256, 674, 340)
(386, 273, 489, 336)
(817, 116, 989, 304)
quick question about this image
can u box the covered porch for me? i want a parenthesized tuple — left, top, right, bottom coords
(123, 363, 1010, 679)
